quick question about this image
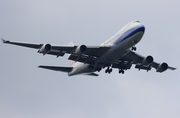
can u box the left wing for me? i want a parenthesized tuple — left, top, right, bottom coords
(120, 50, 176, 72)
(1, 38, 110, 57)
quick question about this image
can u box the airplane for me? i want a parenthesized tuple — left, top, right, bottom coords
(1, 20, 176, 76)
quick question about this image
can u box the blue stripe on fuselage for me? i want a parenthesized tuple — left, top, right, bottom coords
(114, 24, 145, 45)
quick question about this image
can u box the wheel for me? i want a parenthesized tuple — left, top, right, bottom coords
(122, 70, 124, 74)
(97, 67, 101, 72)
(119, 69, 125, 74)
(108, 69, 112, 74)
(131, 47, 136, 51)
(110, 68, 112, 72)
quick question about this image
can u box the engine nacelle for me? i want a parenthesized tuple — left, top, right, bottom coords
(38, 44, 52, 55)
(156, 63, 168, 72)
(142, 55, 154, 66)
(74, 45, 87, 55)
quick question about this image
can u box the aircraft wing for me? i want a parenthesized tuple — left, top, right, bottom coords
(1, 38, 110, 57)
(120, 51, 176, 72)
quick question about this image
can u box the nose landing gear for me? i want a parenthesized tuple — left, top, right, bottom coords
(131, 46, 136, 51)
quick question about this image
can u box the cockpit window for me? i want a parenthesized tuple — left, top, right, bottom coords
(133, 20, 140, 23)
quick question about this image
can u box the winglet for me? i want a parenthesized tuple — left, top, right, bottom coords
(1, 38, 10, 43)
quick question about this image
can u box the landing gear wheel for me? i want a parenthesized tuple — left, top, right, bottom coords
(119, 69, 125, 74)
(131, 47, 136, 51)
(108, 68, 112, 74)
(122, 70, 124, 74)
(105, 67, 113, 74)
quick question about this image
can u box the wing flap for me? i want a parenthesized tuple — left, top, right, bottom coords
(121, 51, 143, 64)
(47, 50, 65, 57)
(53, 45, 110, 57)
(68, 54, 97, 64)
(112, 61, 132, 70)
(83, 46, 110, 57)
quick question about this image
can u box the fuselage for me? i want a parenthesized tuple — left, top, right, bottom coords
(68, 21, 145, 76)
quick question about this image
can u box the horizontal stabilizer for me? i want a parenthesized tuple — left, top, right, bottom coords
(1, 38, 10, 43)
(85, 73, 99, 76)
(168, 66, 176, 70)
(38, 65, 73, 72)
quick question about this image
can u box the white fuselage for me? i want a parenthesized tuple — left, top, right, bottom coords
(68, 21, 145, 76)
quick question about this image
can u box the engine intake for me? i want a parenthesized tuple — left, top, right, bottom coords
(142, 55, 154, 66)
(38, 44, 52, 55)
(156, 63, 168, 72)
(74, 45, 87, 55)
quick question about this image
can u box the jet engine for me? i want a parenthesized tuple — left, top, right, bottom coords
(156, 63, 168, 72)
(142, 55, 154, 66)
(74, 45, 87, 55)
(38, 44, 52, 55)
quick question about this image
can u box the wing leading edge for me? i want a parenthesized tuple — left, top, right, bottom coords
(1, 38, 110, 58)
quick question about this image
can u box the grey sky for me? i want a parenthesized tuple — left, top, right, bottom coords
(0, 0, 179, 118)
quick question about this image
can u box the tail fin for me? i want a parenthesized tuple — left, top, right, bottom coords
(67, 42, 75, 66)
(68, 42, 74, 46)
(70, 60, 75, 66)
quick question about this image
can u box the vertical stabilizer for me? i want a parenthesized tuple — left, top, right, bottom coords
(68, 42, 74, 46)
(67, 42, 75, 66)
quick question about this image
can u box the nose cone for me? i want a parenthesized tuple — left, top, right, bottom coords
(132, 21, 145, 33)
(139, 24, 145, 33)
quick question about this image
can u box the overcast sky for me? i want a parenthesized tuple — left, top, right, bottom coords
(0, 0, 180, 118)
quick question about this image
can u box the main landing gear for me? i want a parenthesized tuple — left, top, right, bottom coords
(119, 69, 125, 74)
(105, 67, 112, 74)
(104, 66, 126, 74)
(93, 65, 126, 75)
(96, 67, 102, 72)
(89, 65, 102, 72)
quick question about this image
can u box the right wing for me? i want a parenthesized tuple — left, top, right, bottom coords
(1, 38, 110, 58)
